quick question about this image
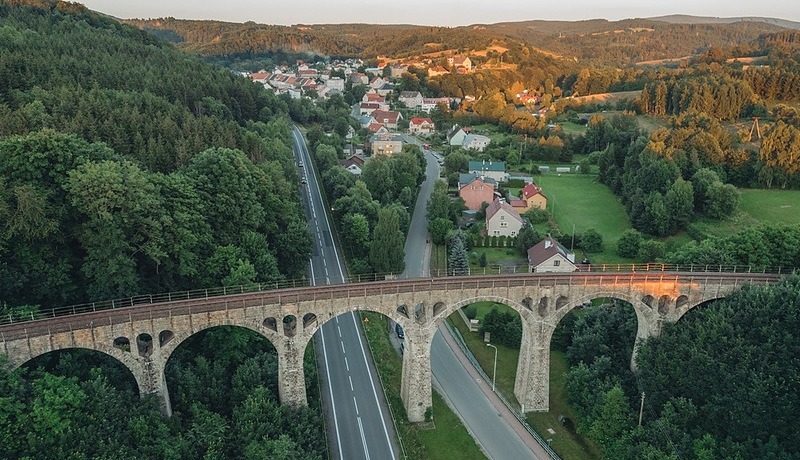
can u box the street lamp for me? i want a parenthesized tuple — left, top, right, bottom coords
(486, 343, 498, 392)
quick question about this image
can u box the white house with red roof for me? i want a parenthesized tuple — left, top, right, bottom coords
(485, 198, 524, 237)
(408, 117, 435, 135)
(527, 236, 577, 273)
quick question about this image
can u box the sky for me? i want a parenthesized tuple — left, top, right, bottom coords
(79, 1, 800, 26)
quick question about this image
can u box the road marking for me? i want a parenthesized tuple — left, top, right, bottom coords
(337, 325, 342, 337)
(349, 375, 354, 391)
(341, 341, 346, 354)
(319, 325, 344, 460)
(350, 312, 398, 460)
(345, 357, 350, 371)
(353, 396, 360, 415)
(357, 417, 371, 460)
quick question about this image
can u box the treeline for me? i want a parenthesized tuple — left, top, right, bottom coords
(0, 1, 311, 309)
(638, 74, 754, 121)
(0, 326, 325, 459)
(560, 276, 800, 458)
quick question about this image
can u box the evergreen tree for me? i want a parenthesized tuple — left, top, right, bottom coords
(369, 208, 405, 274)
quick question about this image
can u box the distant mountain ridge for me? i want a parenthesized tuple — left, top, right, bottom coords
(649, 14, 800, 30)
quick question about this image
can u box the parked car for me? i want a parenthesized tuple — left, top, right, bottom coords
(395, 323, 405, 339)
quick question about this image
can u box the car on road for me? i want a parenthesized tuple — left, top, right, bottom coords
(395, 324, 405, 339)
(301, 178, 307, 185)
(298, 161, 304, 167)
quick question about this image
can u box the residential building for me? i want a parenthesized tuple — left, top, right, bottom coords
(468, 160, 506, 183)
(527, 236, 577, 273)
(458, 173, 497, 211)
(370, 134, 404, 157)
(408, 117, 435, 135)
(428, 66, 450, 77)
(448, 56, 473, 71)
(485, 198, 524, 237)
(448, 125, 468, 146)
(367, 122, 389, 134)
(420, 97, 451, 113)
(370, 110, 402, 129)
(327, 77, 345, 91)
(398, 91, 424, 109)
(463, 134, 491, 152)
(521, 182, 547, 210)
(359, 102, 381, 116)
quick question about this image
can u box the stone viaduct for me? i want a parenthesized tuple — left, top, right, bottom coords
(0, 271, 781, 422)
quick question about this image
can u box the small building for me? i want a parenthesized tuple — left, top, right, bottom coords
(428, 66, 450, 77)
(458, 173, 497, 211)
(398, 91, 423, 109)
(448, 55, 473, 71)
(521, 182, 547, 210)
(370, 110, 402, 130)
(527, 236, 577, 273)
(462, 134, 491, 152)
(448, 125, 468, 146)
(408, 117, 435, 135)
(468, 160, 506, 183)
(485, 198, 524, 237)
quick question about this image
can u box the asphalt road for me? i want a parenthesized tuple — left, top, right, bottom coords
(292, 126, 399, 460)
(401, 136, 546, 460)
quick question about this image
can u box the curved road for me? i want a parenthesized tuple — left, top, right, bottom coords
(402, 137, 547, 460)
(293, 126, 399, 460)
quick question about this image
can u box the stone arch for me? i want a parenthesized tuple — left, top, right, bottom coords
(113, 336, 131, 352)
(674, 296, 725, 322)
(263, 317, 278, 332)
(302, 313, 317, 329)
(642, 295, 655, 309)
(537, 297, 549, 317)
(136, 333, 154, 358)
(159, 330, 174, 347)
(432, 302, 446, 318)
(283, 315, 297, 337)
(675, 295, 689, 310)
(14, 345, 148, 396)
(657, 295, 672, 315)
(158, 321, 280, 369)
(521, 297, 533, 311)
(397, 305, 409, 319)
(430, 295, 532, 329)
(555, 295, 569, 310)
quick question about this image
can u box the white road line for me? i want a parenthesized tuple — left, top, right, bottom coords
(337, 325, 342, 337)
(340, 341, 346, 354)
(357, 417, 371, 460)
(345, 357, 350, 371)
(319, 325, 344, 460)
(350, 312, 398, 460)
(353, 396, 360, 415)
(349, 375, 354, 391)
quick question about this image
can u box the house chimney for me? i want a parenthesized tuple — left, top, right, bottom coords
(544, 239, 552, 249)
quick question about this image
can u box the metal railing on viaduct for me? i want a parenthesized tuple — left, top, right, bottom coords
(0, 266, 789, 424)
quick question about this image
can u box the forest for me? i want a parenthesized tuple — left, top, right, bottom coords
(0, 0, 312, 310)
(558, 274, 800, 459)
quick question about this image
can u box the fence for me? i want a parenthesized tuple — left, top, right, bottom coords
(0, 264, 792, 326)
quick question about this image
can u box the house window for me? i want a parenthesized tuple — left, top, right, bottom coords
(500, 215, 505, 220)
(494, 231, 500, 235)
(554, 260, 561, 266)
(501, 222, 508, 227)
(480, 186, 484, 190)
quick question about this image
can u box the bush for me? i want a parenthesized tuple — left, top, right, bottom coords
(464, 305, 478, 319)
(638, 240, 666, 261)
(617, 229, 642, 258)
(524, 207, 550, 224)
(582, 228, 603, 253)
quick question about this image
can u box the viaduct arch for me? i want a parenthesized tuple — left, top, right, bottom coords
(0, 272, 781, 422)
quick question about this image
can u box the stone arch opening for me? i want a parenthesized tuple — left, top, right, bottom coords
(675, 295, 689, 310)
(642, 295, 655, 309)
(263, 317, 278, 332)
(397, 305, 409, 319)
(413, 303, 426, 323)
(113, 336, 131, 352)
(432, 302, 446, 318)
(136, 333, 153, 358)
(302, 313, 317, 329)
(283, 315, 297, 337)
(20, 348, 140, 395)
(555, 295, 569, 310)
(537, 297, 549, 317)
(657, 295, 672, 315)
(675, 297, 724, 323)
(159, 330, 174, 347)
(521, 297, 533, 311)
(163, 325, 279, 415)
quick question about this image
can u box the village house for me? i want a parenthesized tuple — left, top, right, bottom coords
(485, 198, 524, 237)
(521, 182, 548, 210)
(367, 122, 389, 134)
(359, 102, 381, 116)
(326, 77, 345, 92)
(527, 236, 577, 273)
(468, 160, 506, 183)
(339, 154, 366, 175)
(458, 173, 497, 210)
(448, 125, 469, 146)
(420, 97, 451, 113)
(408, 117, 435, 135)
(462, 134, 492, 152)
(427, 66, 450, 77)
(448, 56, 473, 71)
(389, 65, 408, 78)
(370, 110, 402, 130)
(398, 91, 424, 109)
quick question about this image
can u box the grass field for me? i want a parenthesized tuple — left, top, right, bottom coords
(535, 174, 634, 264)
(360, 312, 488, 460)
(690, 188, 800, 237)
(449, 306, 600, 460)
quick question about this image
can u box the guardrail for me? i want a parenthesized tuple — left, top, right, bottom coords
(445, 321, 562, 460)
(0, 265, 791, 326)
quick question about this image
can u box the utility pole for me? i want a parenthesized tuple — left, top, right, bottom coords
(638, 392, 645, 426)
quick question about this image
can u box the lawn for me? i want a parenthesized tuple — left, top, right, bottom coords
(468, 247, 527, 273)
(690, 188, 800, 237)
(449, 306, 600, 460)
(360, 312, 487, 460)
(558, 122, 587, 135)
(534, 174, 634, 264)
